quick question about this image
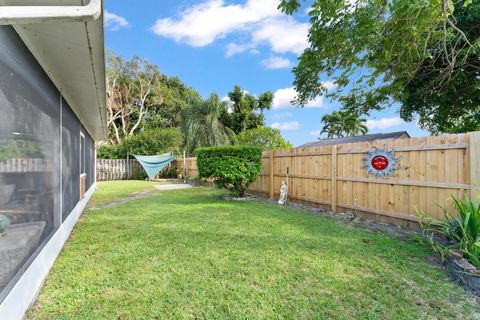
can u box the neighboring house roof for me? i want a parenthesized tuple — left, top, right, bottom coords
(297, 131, 410, 148)
(0, 0, 107, 140)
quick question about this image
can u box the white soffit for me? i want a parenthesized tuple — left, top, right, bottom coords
(0, 0, 107, 140)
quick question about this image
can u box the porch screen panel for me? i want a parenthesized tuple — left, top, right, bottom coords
(85, 134, 95, 189)
(85, 131, 90, 188)
(0, 26, 61, 301)
(61, 99, 80, 221)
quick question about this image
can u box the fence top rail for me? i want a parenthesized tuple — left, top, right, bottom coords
(260, 131, 475, 157)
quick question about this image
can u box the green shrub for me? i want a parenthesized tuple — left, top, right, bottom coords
(418, 194, 480, 268)
(124, 128, 182, 156)
(97, 143, 126, 160)
(236, 127, 293, 151)
(0, 140, 46, 160)
(98, 128, 183, 159)
(131, 165, 148, 180)
(196, 146, 262, 197)
(159, 165, 177, 179)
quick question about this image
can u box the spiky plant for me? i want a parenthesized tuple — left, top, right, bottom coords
(181, 94, 234, 155)
(418, 194, 480, 268)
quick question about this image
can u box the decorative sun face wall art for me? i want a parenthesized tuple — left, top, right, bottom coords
(363, 146, 401, 178)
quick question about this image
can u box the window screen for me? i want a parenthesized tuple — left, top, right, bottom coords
(85, 133, 95, 189)
(80, 131, 86, 175)
(61, 98, 80, 221)
(90, 135, 95, 189)
(0, 26, 61, 301)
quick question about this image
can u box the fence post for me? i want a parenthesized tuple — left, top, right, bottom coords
(126, 153, 129, 180)
(331, 145, 337, 212)
(269, 151, 275, 199)
(183, 150, 187, 182)
(469, 131, 480, 201)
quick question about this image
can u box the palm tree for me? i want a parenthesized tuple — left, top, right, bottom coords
(320, 111, 345, 139)
(320, 111, 368, 139)
(181, 94, 234, 154)
(343, 112, 368, 136)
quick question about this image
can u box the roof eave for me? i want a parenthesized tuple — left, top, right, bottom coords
(0, 0, 107, 140)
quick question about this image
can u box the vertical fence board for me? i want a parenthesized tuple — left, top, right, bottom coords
(96, 159, 156, 181)
(331, 145, 337, 212)
(470, 132, 480, 200)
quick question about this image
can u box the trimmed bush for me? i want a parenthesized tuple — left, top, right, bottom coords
(196, 146, 262, 197)
(0, 140, 45, 160)
(97, 128, 183, 159)
(236, 127, 293, 151)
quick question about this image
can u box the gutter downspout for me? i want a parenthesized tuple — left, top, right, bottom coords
(0, 0, 101, 25)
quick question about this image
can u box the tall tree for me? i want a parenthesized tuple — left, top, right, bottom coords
(106, 52, 204, 144)
(220, 85, 273, 134)
(236, 127, 293, 151)
(181, 94, 234, 155)
(106, 52, 161, 144)
(320, 111, 368, 139)
(279, 0, 480, 134)
(143, 76, 203, 130)
(400, 2, 480, 134)
(320, 112, 344, 139)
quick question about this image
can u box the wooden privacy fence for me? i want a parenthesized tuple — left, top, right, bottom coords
(175, 157, 199, 178)
(179, 132, 480, 226)
(0, 159, 51, 172)
(96, 159, 143, 181)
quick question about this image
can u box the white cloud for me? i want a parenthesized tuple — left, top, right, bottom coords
(323, 81, 337, 90)
(151, 0, 308, 57)
(262, 56, 292, 69)
(152, 0, 281, 47)
(272, 87, 297, 109)
(252, 17, 309, 55)
(271, 81, 336, 109)
(366, 117, 404, 130)
(105, 11, 129, 31)
(309, 130, 321, 137)
(271, 121, 300, 130)
(272, 112, 293, 119)
(221, 95, 234, 113)
(225, 42, 257, 57)
(272, 87, 326, 109)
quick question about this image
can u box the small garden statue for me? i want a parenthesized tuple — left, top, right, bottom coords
(278, 181, 288, 205)
(0, 215, 11, 236)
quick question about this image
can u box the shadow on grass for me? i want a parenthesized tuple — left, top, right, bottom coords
(28, 186, 479, 320)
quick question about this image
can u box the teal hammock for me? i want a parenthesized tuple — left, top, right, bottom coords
(133, 153, 176, 180)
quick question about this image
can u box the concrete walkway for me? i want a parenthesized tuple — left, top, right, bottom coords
(89, 184, 194, 211)
(154, 184, 193, 191)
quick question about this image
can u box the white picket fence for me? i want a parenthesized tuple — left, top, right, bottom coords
(0, 158, 51, 173)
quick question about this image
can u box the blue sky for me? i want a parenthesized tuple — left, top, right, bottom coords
(104, 0, 428, 146)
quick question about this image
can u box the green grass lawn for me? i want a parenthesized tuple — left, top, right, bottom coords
(28, 182, 478, 319)
(88, 180, 161, 207)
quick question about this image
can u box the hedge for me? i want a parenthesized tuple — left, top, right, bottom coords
(97, 128, 183, 159)
(196, 146, 262, 197)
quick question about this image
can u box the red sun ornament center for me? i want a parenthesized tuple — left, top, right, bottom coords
(363, 146, 400, 177)
(371, 156, 389, 171)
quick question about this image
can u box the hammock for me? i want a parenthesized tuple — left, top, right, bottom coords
(133, 153, 176, 180)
